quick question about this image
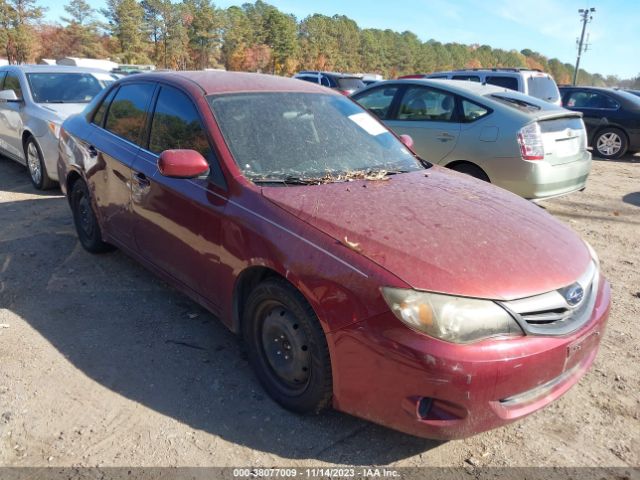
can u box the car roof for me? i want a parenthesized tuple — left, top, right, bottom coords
(374, 78, 510, 96)
(125, 70, 336, 95)
(0, 64, 113, 74)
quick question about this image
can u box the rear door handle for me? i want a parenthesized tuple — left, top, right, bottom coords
(88, 145, 98, 157)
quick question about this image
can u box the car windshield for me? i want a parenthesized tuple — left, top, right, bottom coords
(208, 92, 425, 184)
(527, 76, 560, 103)
(27, 73, 112, 103)
(615, 89, 640, 107)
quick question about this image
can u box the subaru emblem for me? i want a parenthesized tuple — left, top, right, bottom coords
(564, 284, 584, 306)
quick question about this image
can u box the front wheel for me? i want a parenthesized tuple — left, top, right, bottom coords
(594, 128, 627, 159)
(25, 137, 55, 190)
(70, 180, 114, 253)
(243, 278, 333, 414)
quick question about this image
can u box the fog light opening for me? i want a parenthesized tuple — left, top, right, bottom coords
(417, 397, 433, 420)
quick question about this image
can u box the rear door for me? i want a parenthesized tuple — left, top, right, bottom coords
(563, 89, 620, 139)
(132, 84, 228, 310)
(384, 85, 460, 163)
(86, 82, 156, 249)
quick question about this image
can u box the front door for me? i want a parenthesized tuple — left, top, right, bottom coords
(0, 72, 26, 161)
(131, 84, 228, 310)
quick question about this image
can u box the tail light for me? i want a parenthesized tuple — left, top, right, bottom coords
(517, 122, 544, 160)
(338, 89, 351, 95)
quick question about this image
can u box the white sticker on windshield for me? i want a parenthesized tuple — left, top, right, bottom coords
(348, 113, 387, 136)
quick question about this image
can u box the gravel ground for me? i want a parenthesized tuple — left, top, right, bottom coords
(0, 153, 638, 472)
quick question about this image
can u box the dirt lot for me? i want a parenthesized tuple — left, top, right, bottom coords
(0, 154, 638, 471)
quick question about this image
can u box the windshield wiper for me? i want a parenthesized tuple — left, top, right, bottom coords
(251, 175, 323, 186)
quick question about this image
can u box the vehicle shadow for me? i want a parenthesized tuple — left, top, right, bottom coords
(0, 155, 63, 196)
(0, 191, 441, 464)
(622, 192, 640, 207)
(591, 151, 640, 164)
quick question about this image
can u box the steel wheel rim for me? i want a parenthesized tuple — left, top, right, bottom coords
(76, 192, 95, 238)
(260, 303, 311, 393)
(27, 143, 41, 184)
(597, 132, 622, 156)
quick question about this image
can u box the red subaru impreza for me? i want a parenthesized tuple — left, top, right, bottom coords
(57, 71, 610, 439)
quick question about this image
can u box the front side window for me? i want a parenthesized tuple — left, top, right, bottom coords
(105, 83, 155, 145)
(353, 86, 399, 119)
(149, 86, 210, 158)
(486, 76, 519, 91)
(461, 99, 489, 122)
(208, 92, 424, 182)
(27, 73, 108, 104)
(397, 87, 455, 121)
(4, 73, 23, 100)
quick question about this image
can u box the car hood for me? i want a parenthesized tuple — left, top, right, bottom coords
(40, 103, 89, 120)
(261, 168, 591, 300)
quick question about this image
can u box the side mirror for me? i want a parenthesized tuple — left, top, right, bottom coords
(158, 149, 209, 179)
(0, 89, 20, 102)
(399, 134, 415, 151)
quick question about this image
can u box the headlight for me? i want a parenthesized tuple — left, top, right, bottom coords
(48, 121, 61, 137)
(381, 288, 523, 343)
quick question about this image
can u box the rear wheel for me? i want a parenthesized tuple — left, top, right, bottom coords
(594, 128, 627, 159)
(25, 137, 55, 190)
(243, 278, 333, 414)
(448, 162, 490, 182)
(70, 180, 114, 253)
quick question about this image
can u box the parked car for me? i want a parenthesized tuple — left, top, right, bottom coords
(624, 89, 640, 98)
(293, 71, 365, 95)
(0, 65, 115, 189)
(351, 79, 591, 200)
(559, 86, 640, 159)
(400, 69, 562, 106)
(58, 71, 609, 440)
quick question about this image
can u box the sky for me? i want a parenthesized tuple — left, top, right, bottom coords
(38, 0, 640, 78)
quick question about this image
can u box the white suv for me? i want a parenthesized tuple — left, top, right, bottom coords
(416, 68, 562, 106)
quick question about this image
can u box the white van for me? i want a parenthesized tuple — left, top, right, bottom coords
(420, 68, 562, 106)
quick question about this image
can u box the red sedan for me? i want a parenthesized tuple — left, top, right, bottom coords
(57, 71, 610, 439)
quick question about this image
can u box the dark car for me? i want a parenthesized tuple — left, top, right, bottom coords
(625, 89, 640, 98)
(57, 71, 609, 440)
(293, 71, 365, 95)
(559, 86, 640, 159)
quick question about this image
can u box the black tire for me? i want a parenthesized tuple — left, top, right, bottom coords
(70, 180, 114, 253)
(594, 127, 628, 159)
(449, 162, 490, 182)
(243, 278, 332, 414)
(25, 137, 56, 190)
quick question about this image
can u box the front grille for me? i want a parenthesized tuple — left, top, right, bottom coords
(501, 261, 598, 336)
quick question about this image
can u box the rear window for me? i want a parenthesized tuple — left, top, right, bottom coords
(486, 76, 519, 91)
(489, 94, 541, 112)
(526, 76, 560, 103)
(337, 78, 365, 91)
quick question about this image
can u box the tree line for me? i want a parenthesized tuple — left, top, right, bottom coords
(1, 0, 639, 88)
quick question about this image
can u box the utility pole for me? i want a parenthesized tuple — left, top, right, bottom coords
(573, 7, 595, 85)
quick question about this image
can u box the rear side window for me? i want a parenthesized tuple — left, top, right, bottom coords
(461, 100, 490, 122)
(92, 87, 118, 127)
(354, 86, 399, 119)
(149, 86, 210, 157)
(297, 76, 318, 84)
(105, 83, 155, 145)
(397, 87, 456, 122)
(452, 75, 481, 82)
(486, 76, 519, 91)
(337, 78, 365, 91)
(4, 73, 23, 100)
(566, 91, 619, 110)
(526, 76, 560, 103)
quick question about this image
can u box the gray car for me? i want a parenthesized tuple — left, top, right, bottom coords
(352, 79, 592, 200)
(0, 65, 115, 189)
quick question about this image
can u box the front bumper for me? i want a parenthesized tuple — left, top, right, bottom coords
(486, 150, 592, 200)
(327, 276, 610, 440)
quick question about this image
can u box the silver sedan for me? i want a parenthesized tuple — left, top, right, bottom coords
(351, 79, 592, 200)
(0, 65, 115, 189)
